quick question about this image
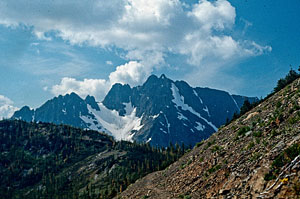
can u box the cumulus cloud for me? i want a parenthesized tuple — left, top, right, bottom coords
(0, 0, 271, 67)
(187, 0, 236, 31)
(109, 61, 150, 85)
(0, 95, 18, 119)
(1, 0, 272, 99)
(51, 60, 152, 100)
(51, 77, 109, 100)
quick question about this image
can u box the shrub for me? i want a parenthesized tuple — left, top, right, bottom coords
(247, 142, 255, 150)
(195, 141, 204, 148)
(208, 164, 221, 174)
(255, 137, 260, 144)
(264, 171, 276, 181)
(288, 116, 298, 125)
(265, 144, 300, 181)
(263, 140, 268, 147)
(271, 130, 279, 137)
(211, 145, 221, 153)
(253, 131, 262, 137)
(179, 194, 191, 199)
(276, 101, 282, 108)
(204, 139, 215, 150)
(236, 126, 250, 137)
(180, 163, 186, 170)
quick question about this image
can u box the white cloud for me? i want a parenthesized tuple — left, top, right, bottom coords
(51, 60, 151, 101)
(51, 77, 109, 100)
(1, 0, 272, 98)
(187, 0, 236, 31)
(0, 95, 18, 119)
(0, 0, 270, 68)
(109, 61, 150, 86)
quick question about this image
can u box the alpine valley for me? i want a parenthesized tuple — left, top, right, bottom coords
(12, 75, 257, 147)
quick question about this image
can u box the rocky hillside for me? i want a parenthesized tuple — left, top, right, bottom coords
(12, 74, 257, 147)
(117, 78, 300, 198)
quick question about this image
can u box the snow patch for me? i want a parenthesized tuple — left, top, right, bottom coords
(150, 113, 160, 120)
(163, 114, 170, 134)
(193, 89, 203, 104)
(146, 137, 152, 143)
(80, 112, 104, 133)
(203, 106, 211, 117)
(123, 102, 134, 115)
(160, 128, 168, 134)
(62, 108, 67, 115)
(32, 114, 35, 122)
(195, 122, 205, 131)
(80, 102, 144, 141)
(171, 83, 218, 132)
(230, 95, 240, 111)
(177, 111, 188, 120)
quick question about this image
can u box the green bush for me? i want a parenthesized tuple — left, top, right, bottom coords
(195, 141, 204, 147)
(236, 126, 250, 137)
(208, 164, 221, 174)
(288, 116, 299, 125)
(247, 142, 255, 150)
(265, 144, 300, 181)
(211, 145, 221, 153)
(264, 172, 276, 181)
(253, 131, 262, 137)
(179, 194, 191, 199)
(276, 101, 282, 108)
(271, 130, 279, 137)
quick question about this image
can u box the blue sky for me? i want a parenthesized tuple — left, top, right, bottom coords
(0, 0, 299, 118)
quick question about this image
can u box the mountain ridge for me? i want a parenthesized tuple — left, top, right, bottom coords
(12, 74, 257, 147)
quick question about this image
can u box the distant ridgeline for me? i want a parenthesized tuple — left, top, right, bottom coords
(12, 74, 257, 147)
(0, 119, 185, 199)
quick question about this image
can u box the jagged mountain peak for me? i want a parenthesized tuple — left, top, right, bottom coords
(160, 74, 167, 79)
(56, 92, 81, 100)
(85, 95, 100, 111)
(12, 105, 34, 122)
(102, 83, 132, 116)
(143, 74, 172, 87)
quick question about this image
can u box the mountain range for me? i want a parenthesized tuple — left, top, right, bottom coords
(12, 74, 257, 146)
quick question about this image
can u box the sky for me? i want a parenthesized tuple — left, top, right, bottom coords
(0, 0, 299, 119)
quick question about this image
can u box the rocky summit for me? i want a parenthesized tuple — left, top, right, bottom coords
(12, 75, 256, 147)
(117, 78, 300, 198)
